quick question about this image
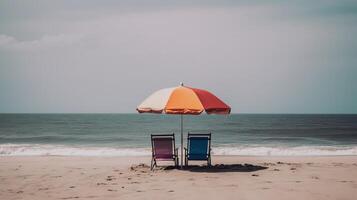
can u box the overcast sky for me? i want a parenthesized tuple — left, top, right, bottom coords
(0, 0, 356, 113)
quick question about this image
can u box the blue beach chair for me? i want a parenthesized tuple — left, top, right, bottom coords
(184, 133, 212, 166)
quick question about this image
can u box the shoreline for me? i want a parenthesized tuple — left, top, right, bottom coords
(2, 154, 357, 157)
(2, 144, 357, 157)
(1, 155, 357, 200)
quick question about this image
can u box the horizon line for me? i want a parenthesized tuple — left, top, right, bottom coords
(1, 112, 357, 115)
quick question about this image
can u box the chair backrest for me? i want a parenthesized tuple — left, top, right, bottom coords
(188, 133, 211, 160)
(151, 134, 175, 159)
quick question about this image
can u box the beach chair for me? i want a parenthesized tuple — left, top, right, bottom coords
(184, 133, 212, 167)
(151, 134, 179, 170)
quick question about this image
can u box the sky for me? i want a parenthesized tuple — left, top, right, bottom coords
(0, 0, 357, 114)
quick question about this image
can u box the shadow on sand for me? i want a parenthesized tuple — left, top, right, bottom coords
(161, 164, 268, 173)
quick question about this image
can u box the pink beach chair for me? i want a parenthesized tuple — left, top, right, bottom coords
(151, 134, 178, 170)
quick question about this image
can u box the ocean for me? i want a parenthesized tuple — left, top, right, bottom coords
(1, 114, 357, 156)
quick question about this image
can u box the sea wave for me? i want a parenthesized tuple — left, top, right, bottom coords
(1, 144, 357, 156)
(213, 146, 357, 156)
(0, 144, 150, 156)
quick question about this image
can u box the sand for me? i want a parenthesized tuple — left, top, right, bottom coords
(1, 156, 357, 200)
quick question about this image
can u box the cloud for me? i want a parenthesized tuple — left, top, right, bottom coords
(0, 33, 83, 51)
(0, 34, 16, 45)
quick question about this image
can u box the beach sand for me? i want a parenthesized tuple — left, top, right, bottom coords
(1, 156, 357, 200)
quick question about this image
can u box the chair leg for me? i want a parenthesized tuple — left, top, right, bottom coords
(151, 158, 154, 170)
(151, 158, 157, 170)
(185, 157, 188, 167)
(208, 156, 211, 167)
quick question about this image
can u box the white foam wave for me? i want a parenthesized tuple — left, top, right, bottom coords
(213, 146, 357, 156)
(1, 144, 357, 156)
(0, 144, 151, 157)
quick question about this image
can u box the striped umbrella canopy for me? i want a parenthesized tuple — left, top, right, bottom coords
(137, 83, 231, 167)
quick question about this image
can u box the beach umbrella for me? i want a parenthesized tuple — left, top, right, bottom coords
(137, 83, 231, 168)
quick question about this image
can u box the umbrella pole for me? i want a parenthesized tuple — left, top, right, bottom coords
(180, 114, 183, 169)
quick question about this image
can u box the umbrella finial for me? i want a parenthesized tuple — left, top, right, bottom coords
(180, 82, 184, 86)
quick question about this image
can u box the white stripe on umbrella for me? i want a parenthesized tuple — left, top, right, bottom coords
(137, 87, 177, 113)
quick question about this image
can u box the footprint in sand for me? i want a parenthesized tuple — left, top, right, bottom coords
(84, 196, 98, 198)
(224, 184, 237, 187)
(205, 176, 218, 179)
(61, 196, 79, 199)
(263, 162, 276, 166)
(332, 163, 344, 167)
(339, 180, 353, 183)
(106, 176, 115, 181)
